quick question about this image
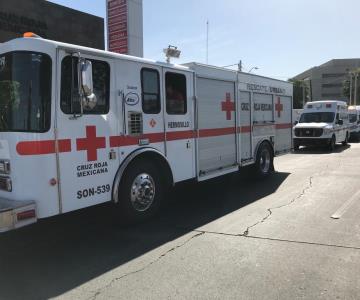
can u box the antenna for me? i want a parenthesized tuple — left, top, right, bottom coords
(206, 20, 209, 64)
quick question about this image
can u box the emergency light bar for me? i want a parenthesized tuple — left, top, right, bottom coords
(23, 32, 41, 38)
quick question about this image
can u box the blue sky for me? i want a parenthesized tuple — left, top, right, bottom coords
(48, 0, 360, 80)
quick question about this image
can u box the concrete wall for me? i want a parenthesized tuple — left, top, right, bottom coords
(0, 0, 104, 49)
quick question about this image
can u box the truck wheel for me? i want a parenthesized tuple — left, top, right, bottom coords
(342, 132, 349, 146)
(118, 160, 164, 222)
(293, 141, 300, 151)
(253, 142, 274, 178)
(329, 135, 336, 151)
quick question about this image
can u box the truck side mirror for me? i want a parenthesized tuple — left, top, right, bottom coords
(337, 119, 343, 125)
(294, 120, 298, 125)
(78, 58, 97, 110)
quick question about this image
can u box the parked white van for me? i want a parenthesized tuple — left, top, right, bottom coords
(293, 100, 349, 151)
(348, 106, 360, 141)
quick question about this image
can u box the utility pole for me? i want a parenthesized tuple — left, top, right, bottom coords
(206, 20, 209, 64)
(349, 73, 353, 105)
(302, 83, 305, 107)
(355, 73, 358, 106)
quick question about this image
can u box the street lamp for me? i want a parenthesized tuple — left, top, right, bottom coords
(248, 66, 259, 73)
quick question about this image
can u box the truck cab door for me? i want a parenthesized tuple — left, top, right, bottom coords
(56, 50, 118, 213)
(162, 68, 195, 182)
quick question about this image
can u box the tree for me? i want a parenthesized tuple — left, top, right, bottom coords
(288, 79, 310, 109)
(344, 69, 360, 105)
(342, 78, 351, 100)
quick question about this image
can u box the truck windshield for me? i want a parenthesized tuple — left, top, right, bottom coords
(299, 112, 335, 123)
(0, 51, 51, 132)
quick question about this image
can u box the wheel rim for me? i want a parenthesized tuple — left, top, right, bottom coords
(130, 173, 156, 212)
(259, 149, 271, 174)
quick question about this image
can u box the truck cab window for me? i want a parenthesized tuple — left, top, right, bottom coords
(0, 51, 51, 133)
(60, 56, 110, 114)
(141, 68, 161, 114)
(165, 72, 187, 115)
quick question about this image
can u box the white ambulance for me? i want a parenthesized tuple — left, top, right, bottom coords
(348, 106, 360, 141)
(0, 34, 293, 232)
(293, 100, 349, 151)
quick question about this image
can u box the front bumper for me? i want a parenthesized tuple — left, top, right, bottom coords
(0, 199, 36, 233)
(294, 138, 331, 147)
(350, 131, 360, 138)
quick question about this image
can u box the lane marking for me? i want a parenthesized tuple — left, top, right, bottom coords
(331, 190, 360, 219)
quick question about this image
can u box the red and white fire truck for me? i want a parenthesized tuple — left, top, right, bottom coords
(0, 34, 293, 232)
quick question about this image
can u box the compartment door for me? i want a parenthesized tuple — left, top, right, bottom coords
(197, 77, 237, 175)
(239, 91, 252, 161)
(274, 95, 292, 153)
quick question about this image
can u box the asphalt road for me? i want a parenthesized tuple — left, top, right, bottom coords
(1, 143, 360, 300)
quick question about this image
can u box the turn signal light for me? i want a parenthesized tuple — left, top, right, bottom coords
(17, 210, 36, 221)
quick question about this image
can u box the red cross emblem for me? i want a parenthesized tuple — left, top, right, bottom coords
(275, 97, 283, 118)
(76, 126, 106, 161)
(221, 92, 235, 120)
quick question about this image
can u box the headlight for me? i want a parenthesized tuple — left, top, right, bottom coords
(0, 160, 10, 174)
(323, 128, 332, 135)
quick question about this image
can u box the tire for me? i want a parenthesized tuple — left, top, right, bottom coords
(118, 160, 165, 222)
(342, 132, 349, 146)
(328, 135, 336, 151)
(253, 142, 274, 179)
(293, 141, 300, 151)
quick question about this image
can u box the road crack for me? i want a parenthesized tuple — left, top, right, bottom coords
(242, 176, 313, 236)
(88, 232, 204, 300)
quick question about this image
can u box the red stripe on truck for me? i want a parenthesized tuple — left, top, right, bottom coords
(16, 123, 292, 156)
(276, 123, 293, 129)
(16, 139, 71, 155)
(109, 133, 165, 147)
(199, 127, 236, 138)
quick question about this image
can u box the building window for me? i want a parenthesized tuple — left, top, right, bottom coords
(141, 68, 161, 114)
(60, 56, 110, 115)
(321, 93, 342, 98)
(322, 83, 343, 88)
(322, 73, 346, 78)
(166, 72, 187, 115)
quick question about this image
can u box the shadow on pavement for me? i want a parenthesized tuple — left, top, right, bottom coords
(294, 144, 351, 154)
(0, 170, 289, 300)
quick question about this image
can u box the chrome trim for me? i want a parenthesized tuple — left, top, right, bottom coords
(0, 198, 36, 233)
(54, 49, 63, 214)
(112, 148, 174, 204)
(130, 173, 155, 212)
(0, 160, 11, 175)
(259, 147, 271, 174)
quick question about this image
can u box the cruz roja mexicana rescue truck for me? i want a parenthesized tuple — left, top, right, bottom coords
(0, 34, 293, 232)
(293, 100, 349, 151)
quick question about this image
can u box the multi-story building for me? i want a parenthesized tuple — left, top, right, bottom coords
(0, 0, 104, 49)
(293, 59, 360, 104)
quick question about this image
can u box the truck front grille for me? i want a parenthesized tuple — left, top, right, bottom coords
(295, 128, 323, 137)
